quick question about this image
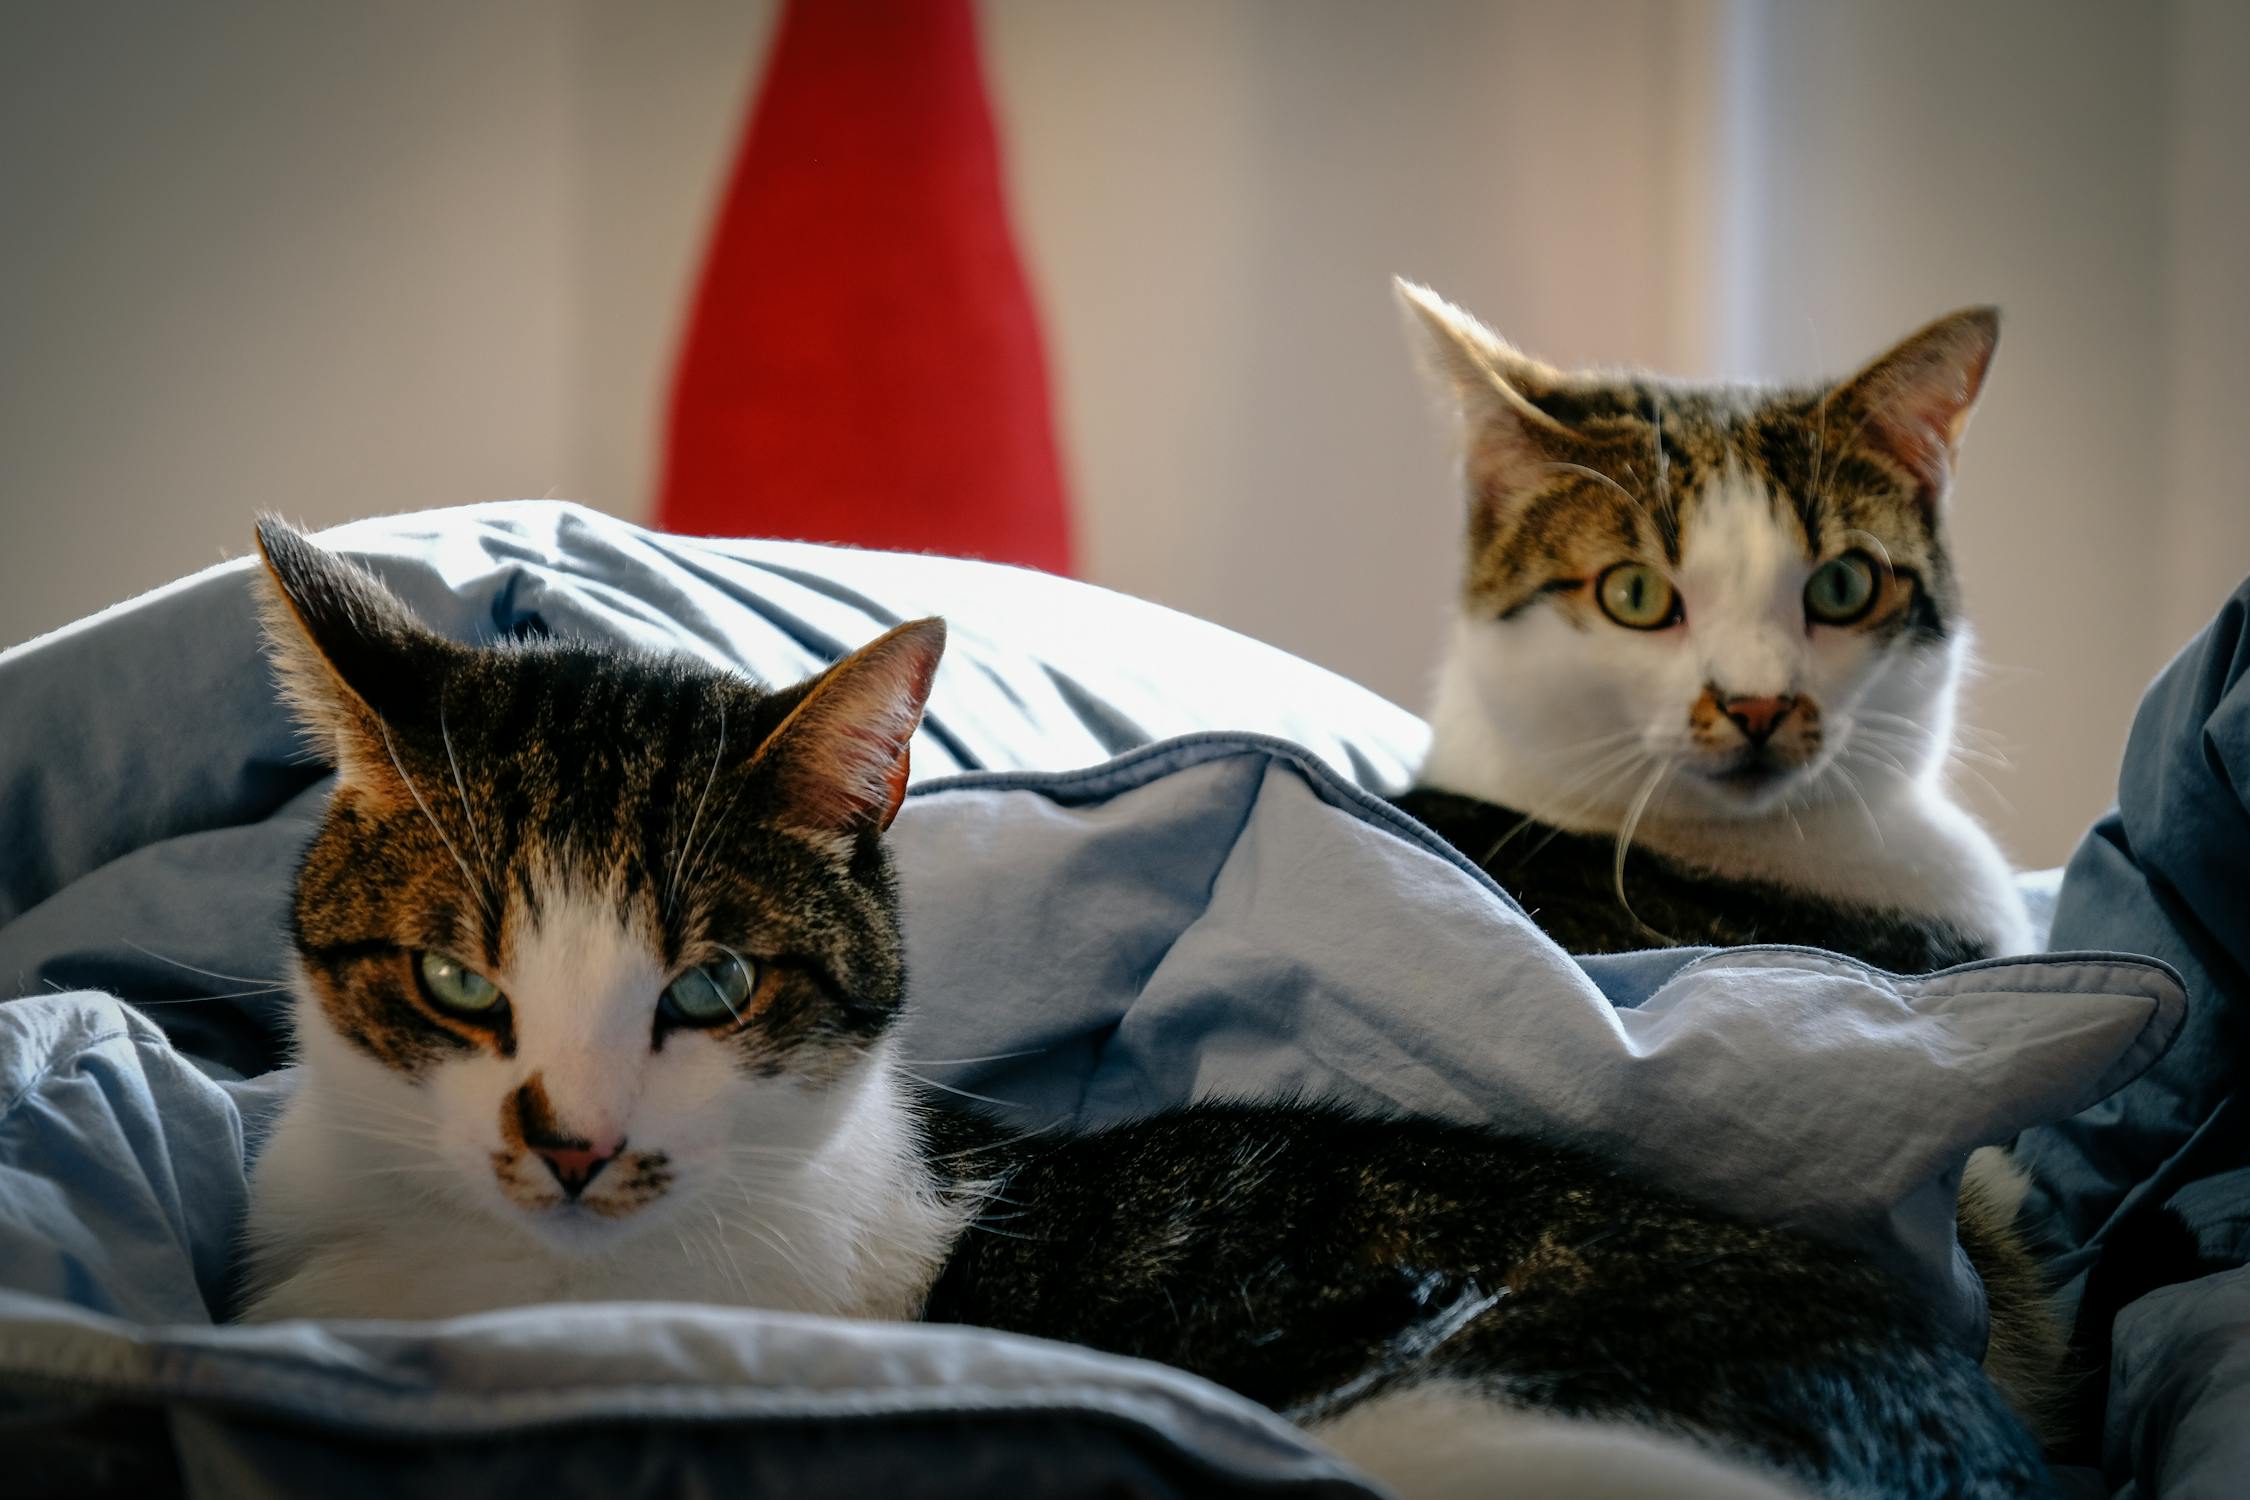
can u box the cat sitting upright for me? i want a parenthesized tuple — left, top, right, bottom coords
(1388, 283, 2061, 1431)
(1391, 281, 2030, 972)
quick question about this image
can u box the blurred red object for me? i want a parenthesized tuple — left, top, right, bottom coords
(658, 0, 1074, 575)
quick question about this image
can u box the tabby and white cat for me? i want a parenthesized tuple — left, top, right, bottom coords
(238, 521, 2051, 1499)
(1392, 281, 2030, 970)
(1389, 283, 2060, 1424)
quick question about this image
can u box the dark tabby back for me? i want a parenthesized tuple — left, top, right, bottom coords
(927, 1104, 2050, 1499)
(1395, 786, 1991, 969)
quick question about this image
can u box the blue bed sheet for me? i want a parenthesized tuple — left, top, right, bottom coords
(0, 502, 2229, 1497)
(2013, 580, 2250, 1499)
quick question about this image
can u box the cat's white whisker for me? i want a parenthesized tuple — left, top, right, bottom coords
(957, 1218, 1049, 1243)
(122, 940, 285, 989)
(666, 696, 725, 920)
(1477, 744, 1650, 864)
(1651, 401, 1676, 530)
(1841, 528, 1898, 578)
(327, 1122, 438, 1154)
(125, 984, 295, 1006)
(709, 942, 754, 1022)
(714, 1201, 821, 1288)
(1838, 731, 1927, 788)
(325, 1098, 446, 1139)
(672, 1226, 708, 1283)
(1937, 759, 2018, 819)
(1532, 460, 1646, 509)
(377, 718, 490, 930)
(439, 699, 498, 888)
(894, 1067, 1028, 1112)
(1610, 761, 1676, 944)
(335, 1090, 431, 1122)
(1857, 715, 2014, 773)
(1828, 764, 1889, 851)
(675, 777, 751, 921)
(1809, 385, 1832, 511)
(702, 1210, 757, 1304)
(915, 1118, 1065, 1167)
(893, 1047, 1046, 1069)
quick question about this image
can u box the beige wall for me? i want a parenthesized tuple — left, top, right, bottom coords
(0, 0, 774, 640)
(3, 1, 579, 625)
(4, 1, 2247, 866)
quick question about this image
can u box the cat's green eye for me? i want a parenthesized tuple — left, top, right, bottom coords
(415, 951, 503, 1016)
(1595, 563, 1679, 630)
(1805, 552, 1879, 626)
(661, 953, 758, 1027)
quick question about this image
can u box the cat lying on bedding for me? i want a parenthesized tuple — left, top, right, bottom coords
(237, 521, 2050, 1499)
(1387, 284, 2064, 1433)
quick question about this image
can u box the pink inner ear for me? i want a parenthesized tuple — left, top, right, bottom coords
(770, 621, 942, 834)
(1868, 394, 1982, 506)
(796, 715, 916, 832)
(877, 742, 912, 830)
(1866, 392, 1957, 490)
(1850, 322, 1995, 492)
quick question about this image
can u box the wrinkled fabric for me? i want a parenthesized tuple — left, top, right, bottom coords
(889, 737, 2179, 1327)
(0, 503, 2212, 1497)
(2021, 582, 2250, 1280)
(0, 503, 1426, 1082)
(2016, 576, 2250, 1498)
(0, 735, 2183, 1497)
(2102, 1268, 2250, 1500)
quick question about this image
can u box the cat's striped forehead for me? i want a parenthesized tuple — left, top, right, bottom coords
(1461, 380, 1953, 630)
(1396, 284, 1993, 641)
(252, 520, 943, 1086)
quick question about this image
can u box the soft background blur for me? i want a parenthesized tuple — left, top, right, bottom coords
(4, 0, 2247, 866)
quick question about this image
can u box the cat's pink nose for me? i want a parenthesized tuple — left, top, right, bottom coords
(535, 1140, 621, 1198)
(1722, 694, 1797, 747)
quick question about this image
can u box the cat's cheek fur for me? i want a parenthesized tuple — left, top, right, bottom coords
(1421, 610, 1682, 834)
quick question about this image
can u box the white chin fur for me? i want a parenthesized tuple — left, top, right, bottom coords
(1420, 611, 2031, 955)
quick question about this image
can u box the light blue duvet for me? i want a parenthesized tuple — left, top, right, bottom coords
(0, 503, 2220, 1496)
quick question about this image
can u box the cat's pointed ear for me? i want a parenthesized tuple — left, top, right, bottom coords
(1832, 307, 1999, 493)
(1394, 279, 1574, 500)
(751, 618, 947, 837)
(253, 517, 455, 800)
